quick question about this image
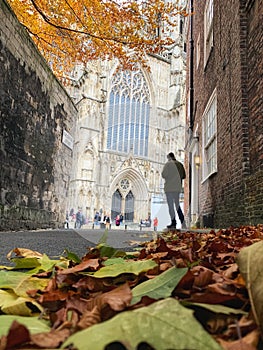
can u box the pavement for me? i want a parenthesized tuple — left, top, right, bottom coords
(0, 227, 156, 267)
(0, 224, 214, 267)
(75, 227, 155, 249)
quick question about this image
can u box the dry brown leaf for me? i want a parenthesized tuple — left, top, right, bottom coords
(3, 321, 30, 350)
(217, 328, 260, 350)
(7, 247, 43, 260)
(31, 328, 71, 348)
(86, 282, 132, 312)
(77, 305, 101, 330)
(58, 258, 100, 274)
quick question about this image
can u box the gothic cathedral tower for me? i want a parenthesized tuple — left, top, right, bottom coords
(66, 6, 186, 227)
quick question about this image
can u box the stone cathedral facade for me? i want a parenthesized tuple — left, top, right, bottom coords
(66, 31, 186, 224)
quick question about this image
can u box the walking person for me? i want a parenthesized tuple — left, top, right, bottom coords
(75, 209, 84, 229)
(161, 152, 186, 229)
(119, 213, 124, 225)
(115, 215, 120, 227)
(65, 211, 69, 229)
(103, 213, 111, 230)
(153, 217, 158, 231)
(94, 211, 100, 226)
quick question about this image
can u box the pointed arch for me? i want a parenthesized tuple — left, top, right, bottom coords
(110, 167, 149, 222)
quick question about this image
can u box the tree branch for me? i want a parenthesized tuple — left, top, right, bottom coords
(29, 0, 142, 46)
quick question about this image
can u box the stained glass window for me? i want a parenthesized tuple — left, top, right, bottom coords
(107, 70, 150, 157)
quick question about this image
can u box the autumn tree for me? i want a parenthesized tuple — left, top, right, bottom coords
(6, 0, 187, 79)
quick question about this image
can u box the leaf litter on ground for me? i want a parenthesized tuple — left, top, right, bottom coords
(0, 224, 262, 349)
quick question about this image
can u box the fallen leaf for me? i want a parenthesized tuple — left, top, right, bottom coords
(0, 289, 43, 316)
(63, 298, 223, 350)
(7, 248, 43, 260)
(237, 240, 263, 333)
(0, 316, 50, 337)
(131, 266, 188, 305)
(93, 259, 157, 278)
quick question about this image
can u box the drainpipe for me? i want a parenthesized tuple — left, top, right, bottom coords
(189, 0, 194, 131)
(188, 0, 194, 225)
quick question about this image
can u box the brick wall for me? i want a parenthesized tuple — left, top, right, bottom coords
(244, 0, 263, 224)
(212, 0, 247, 227)
(186, 0, 262, 228)
(0, 0, 77, 231)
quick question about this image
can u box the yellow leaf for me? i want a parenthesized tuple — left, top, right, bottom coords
(0, 289, 43, 316)
(7, 248, 43, 260)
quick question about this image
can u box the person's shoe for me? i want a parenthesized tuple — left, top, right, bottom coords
(167, 220, 177, 229)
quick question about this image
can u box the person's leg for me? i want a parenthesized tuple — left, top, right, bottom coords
(177, 205, 185, 224)
(165, 192, 177, 227)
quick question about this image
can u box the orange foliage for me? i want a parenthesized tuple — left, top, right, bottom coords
(6, 0, 187, 78)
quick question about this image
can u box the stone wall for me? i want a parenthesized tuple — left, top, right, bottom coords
(0, 0, 77, 231)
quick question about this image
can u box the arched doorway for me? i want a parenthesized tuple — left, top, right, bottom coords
(111, 189, 134, 222)
(110, 164, 149, 223)
(125, 190, 134, 221)
(111, 189, 122, 220)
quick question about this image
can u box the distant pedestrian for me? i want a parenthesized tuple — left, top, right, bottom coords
(162, 152, 186, 229)
(148, 215, 152, 227)
(119, 213, 124, 225)
(75, 209, 84, 229)
(115, 215, 120, 227)
(94, 211, 100, 225)
(65, 211, 69, 229)
(103, 214, 111, 229)
(153, 217, 158, 231)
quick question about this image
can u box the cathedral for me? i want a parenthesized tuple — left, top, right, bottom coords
(66, 17, 186, 228)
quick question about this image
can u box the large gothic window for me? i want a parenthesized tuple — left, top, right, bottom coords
(107, 70, 150, 157)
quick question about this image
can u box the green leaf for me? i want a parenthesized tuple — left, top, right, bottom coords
(25, 255, 69, 275)
(131, 266, 188, 305)
(62, 298, 223, 350)
(0, 270, 49, 297)
(93, 259, 157, 278)
(64, 249, 81, 263)
(98, 230, 109, 245)
(97, 244, 119, 258)
(97, 232, 126, 258)
(6, 254, 68, 274)
(97, 244, 126, 258)
(237, 240, 263, 331)
(14, 277, 50, 298)
(0, 270, 31, 289)
(0, 289, 43, 316)
(103, 258, 127, 266)
(182, 301, 247, 315)
(9, 257, 41, 269)
(0, 315, 50, 337)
